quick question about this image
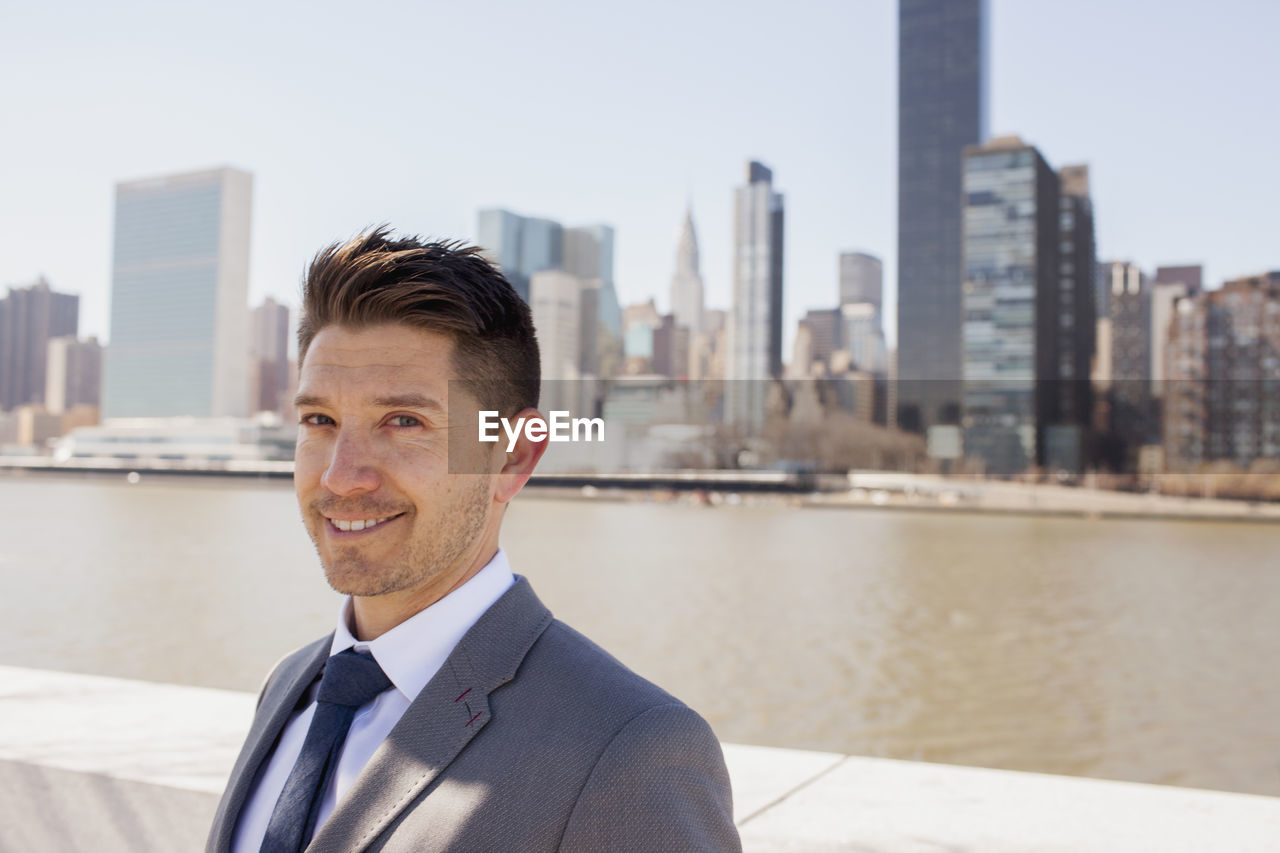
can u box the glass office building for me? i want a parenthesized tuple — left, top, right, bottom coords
(476, 209, 564, 303)
(104, 167, 252, 418)
(726, 161, 785, 430)
(563, 223, 620, 338)
(896, 0, 988, 438)
(477, 209, 619, 383)
(961, 138, 1059, 475)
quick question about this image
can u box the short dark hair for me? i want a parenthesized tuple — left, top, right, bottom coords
(298, 226, 539, 415)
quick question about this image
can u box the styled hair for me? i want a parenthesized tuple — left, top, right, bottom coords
(298, 226, 539, 415)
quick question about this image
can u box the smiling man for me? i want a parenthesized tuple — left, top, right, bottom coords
(206, 228, 740, 853)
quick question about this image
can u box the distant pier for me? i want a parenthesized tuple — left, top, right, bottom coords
(0, 455, 821, 492)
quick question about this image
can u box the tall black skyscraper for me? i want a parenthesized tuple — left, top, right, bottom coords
(896, 0, 987, 439)
(1049, 165, 1097, 472)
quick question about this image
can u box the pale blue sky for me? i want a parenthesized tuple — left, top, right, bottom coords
(2, 0, 1276, 351)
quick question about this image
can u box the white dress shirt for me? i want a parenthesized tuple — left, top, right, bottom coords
(232, 549, 516, 853)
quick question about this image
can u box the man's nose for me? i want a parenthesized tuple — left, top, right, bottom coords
(320, 428, 382, 495)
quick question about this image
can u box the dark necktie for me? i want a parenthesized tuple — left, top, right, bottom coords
(260, 648, 393, 853)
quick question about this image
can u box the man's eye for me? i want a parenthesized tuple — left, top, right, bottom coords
(388, 415, 423, 427)
(301, 413, 334, 426)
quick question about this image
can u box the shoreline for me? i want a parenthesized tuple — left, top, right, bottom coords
(4, 458, 1278, 524)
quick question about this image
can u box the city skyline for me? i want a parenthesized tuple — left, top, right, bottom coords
(1, 1, 1277, 357)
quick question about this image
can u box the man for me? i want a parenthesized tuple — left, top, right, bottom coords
(207, 228, 740, 852)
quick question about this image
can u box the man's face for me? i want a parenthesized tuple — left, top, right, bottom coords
(293, 323, 498, 602)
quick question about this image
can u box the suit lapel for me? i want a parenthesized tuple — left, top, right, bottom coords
(209, 636, 331, 853)
(306, 577, 553, 853)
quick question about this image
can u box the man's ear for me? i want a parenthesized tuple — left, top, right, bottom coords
(493, 408, 549, 504)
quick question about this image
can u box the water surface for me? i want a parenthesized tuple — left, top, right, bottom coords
(3, 473, 1277, 796)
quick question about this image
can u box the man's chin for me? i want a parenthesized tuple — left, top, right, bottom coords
(322, 560, 403, 598)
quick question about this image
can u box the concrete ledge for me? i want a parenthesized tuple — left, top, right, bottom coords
(0, 665, 251, 794)
(3, 665, 1279, 852)
(0, 759, 214, 852)
(731, 753, 1280, 852)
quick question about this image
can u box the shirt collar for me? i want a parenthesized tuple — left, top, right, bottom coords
(328, 547, 516, 703)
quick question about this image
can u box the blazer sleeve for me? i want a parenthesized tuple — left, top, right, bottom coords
(558, 702, 742, 852)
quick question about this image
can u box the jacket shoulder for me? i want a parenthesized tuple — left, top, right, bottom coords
(524, 623, 740, 850)
(560, 702, 740, 852)
(527, 618, 680, 714)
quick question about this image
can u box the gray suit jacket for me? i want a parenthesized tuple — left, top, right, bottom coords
(207, 577, 741, 852)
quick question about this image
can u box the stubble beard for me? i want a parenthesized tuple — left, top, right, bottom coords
(308, 476, 492, 598)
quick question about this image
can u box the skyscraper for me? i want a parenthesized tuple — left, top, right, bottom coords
(960, 136, 1060, 475)
(563, 225, 614, 289)
(727, 161, 785, 428)
(528, 269, 586, 416)
(0, 277, 79, 411)
(476, 209, 563, 303)
(1048, 164, 1098, 471)
(897, 0, 988, 438)
(529, 270, 583, 382)
(250, 297, 290, 414)
(838, 252, 883, 313)
(838, 252, 888, 379)
(563, 223, 622, 377)
(477, 210, 620, 380)
(670, 208, 705, 338)
(104, 166, 252, 418)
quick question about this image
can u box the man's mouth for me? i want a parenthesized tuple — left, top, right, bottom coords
(326, 514, 403, 533)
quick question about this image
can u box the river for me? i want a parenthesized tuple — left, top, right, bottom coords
(3, 473, 1277, 797)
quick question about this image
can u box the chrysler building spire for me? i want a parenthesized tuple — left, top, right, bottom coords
(669, 205, 704, 337)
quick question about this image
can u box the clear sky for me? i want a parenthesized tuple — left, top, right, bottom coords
(2, 0, 1276, 352)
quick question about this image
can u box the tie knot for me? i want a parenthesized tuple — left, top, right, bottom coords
(317, 648, 392, 709)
